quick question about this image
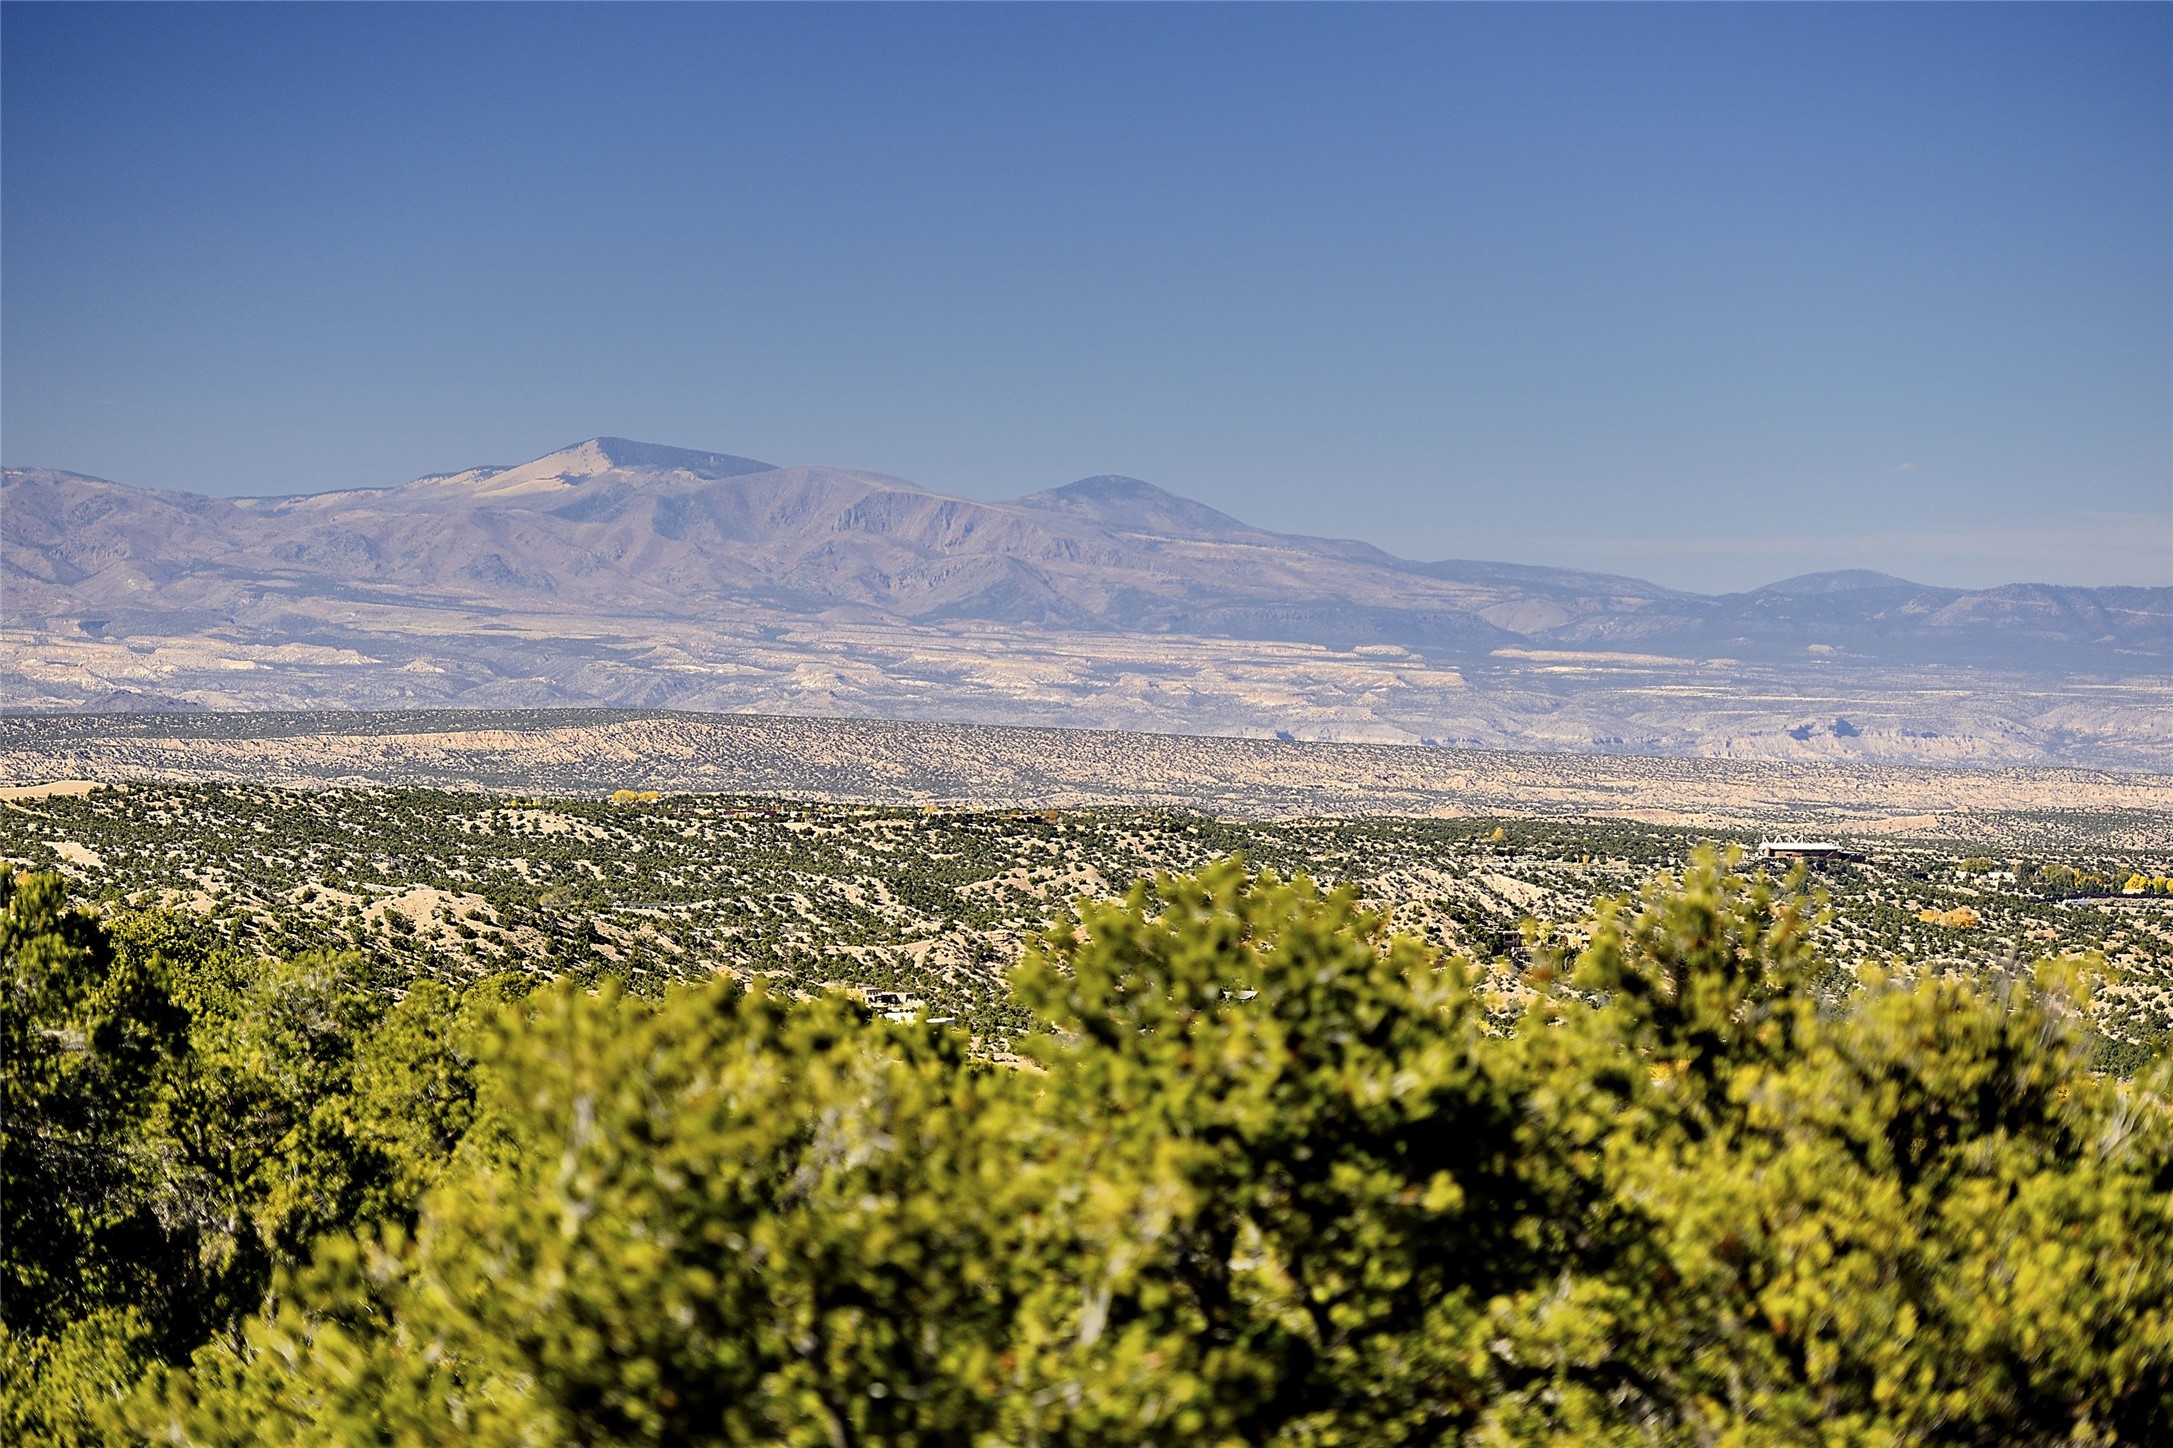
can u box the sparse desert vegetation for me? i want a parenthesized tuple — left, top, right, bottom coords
(9, 2, 2169, 1439)
(7, 714, 2173, 1444)
(10, 843, 2173, 1444)
(5, 766, 2168, 1059)
(7, 708, 2172, 847)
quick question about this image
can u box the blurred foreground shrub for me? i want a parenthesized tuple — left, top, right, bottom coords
(6, 854, 2172, 1445)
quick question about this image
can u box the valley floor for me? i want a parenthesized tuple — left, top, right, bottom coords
(5, 707, 2171, 849)
(7, 609, 2169, 769)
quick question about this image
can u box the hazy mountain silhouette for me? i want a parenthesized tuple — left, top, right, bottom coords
(6, 439, 2165, 674)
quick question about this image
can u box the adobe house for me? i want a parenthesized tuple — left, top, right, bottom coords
(1758, 839, 1859, 863)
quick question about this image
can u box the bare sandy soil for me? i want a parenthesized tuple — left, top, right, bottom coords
(0, 779, 101, 800)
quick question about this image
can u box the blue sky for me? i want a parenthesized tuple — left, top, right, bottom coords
(4, 3, 2166, 592)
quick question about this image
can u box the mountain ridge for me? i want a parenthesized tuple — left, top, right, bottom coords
(6, 441, 2166, 667)
(4, 438, 2168, 769)
(9, 436, 2156, 609)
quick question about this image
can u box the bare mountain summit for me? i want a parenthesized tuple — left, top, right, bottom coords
(1015, 475, 1255, 538)
(3, 439, 2167, 769)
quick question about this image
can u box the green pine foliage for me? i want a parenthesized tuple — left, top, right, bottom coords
(6, 852, 2172, 1444)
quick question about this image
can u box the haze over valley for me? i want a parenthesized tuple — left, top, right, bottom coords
(6, 437, 2166, 770)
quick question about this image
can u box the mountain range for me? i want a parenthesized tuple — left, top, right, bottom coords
(4, 438, 2168, 769)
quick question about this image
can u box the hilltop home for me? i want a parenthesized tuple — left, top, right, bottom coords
(1758, 839, 1857, 863)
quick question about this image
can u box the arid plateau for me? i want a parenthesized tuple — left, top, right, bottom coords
(7, 709, 2171, 853)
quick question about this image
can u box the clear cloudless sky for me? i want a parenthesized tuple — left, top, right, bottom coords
(4, 2, 2167, 592)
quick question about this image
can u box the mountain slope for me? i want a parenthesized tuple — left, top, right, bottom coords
(3, 439, 2168, 768)
(9, 438, 2163, 668)
(1015, 475, 1255, 537)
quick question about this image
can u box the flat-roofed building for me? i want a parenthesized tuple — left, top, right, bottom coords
(1758, 839, 1856, 862)
(860, 989, 924, 1022)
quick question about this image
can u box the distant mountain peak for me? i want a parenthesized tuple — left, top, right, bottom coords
(1048, 474, 1168, 496)
(581, 437, 777, 478)
(1014, 474, 1252, 537)
(1753, 569, 1925, 596)
(406, 438, 779, 501)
